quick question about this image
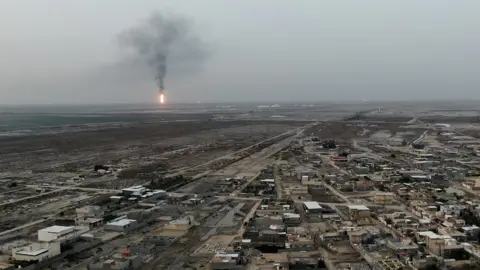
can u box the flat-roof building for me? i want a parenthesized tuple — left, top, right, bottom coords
(12, 242, 61, 263)
(105, 219, 137, 232)
(38, 226, 74, 242)
(303, 201, 322, 214)
(121, 185, 147, 197)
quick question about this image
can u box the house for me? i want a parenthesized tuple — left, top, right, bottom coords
(387, 238, 419, 256)
(347, 205, 370, 219)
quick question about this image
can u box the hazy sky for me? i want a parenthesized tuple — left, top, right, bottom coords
(1, 0, 480, 104)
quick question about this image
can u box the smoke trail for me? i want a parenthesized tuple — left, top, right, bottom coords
(118, 12, 208, 89)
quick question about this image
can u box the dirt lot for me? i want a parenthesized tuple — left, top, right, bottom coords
(0, 120, 305, 185)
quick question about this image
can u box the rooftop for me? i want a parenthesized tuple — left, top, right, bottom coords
(303, 201, 322, 210)
(16, 248, 48, 256)
(107, 219, 136, 227)
(122, 185, 146, 192)
(39, 225, 73, 234)
(347, 204, 370, 211)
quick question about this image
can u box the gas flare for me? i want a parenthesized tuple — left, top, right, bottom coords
(159, 92, 165, 104)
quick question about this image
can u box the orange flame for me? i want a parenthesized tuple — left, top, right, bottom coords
(159, 93, 165, 104)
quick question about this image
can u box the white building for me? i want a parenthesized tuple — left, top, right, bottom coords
(303, 201, 323, 214)
(38, 226, 74, 242)
(37, 225, 88, 243)
(104, 218, 137, 232)
(121, 185, 148, 197)
(12, 242, 61, 262)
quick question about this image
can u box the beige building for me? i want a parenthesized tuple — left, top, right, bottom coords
(347, 205, 370, 219)
(374, 192, 395, 204)
(416, 231, 464, 256)
(465, 177, 480, 190)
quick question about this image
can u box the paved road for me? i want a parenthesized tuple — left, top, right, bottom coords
(322, 182, 351, 203)
(25, 185, 121, 193)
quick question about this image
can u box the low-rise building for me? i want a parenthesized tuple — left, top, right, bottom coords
(374, 192, 395, 204)
(210, 252, 244, 270)
(303, 201, 323, 214)
(104, 219, 137, 233)
(12, 242, 61, 263)
(37, 225, 88, 244)
(347, 205, 370, 219)
(88, 251, 142, 270)
(121, 185, 148, 197)
(387, 238, 419, 256)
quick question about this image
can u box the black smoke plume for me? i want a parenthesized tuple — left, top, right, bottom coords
(118, 12, 208, 90)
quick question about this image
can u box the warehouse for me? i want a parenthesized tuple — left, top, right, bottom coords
(303, 201, 323, 214)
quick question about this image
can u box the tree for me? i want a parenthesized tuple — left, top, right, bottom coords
(322, 140, 336, 149)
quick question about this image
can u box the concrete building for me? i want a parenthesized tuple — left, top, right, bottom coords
(75, 205, 104, 228)
(104, 219, 137, 233)
(387, 238, 419, 256)
(76, 218, 104, 228)
(416, 231, 463, 256)
(88, 252, 142, 270)
(283, 213, 301, 226)
(289, 185, 309, 195)
(36, 225, 90, 247)
(303, 201, 323, 214)
(286, 227, 315, 250)
(38, 226, 74, 242)
(347, 205, 370, 219)
(12, 242, 61, 263)
(121, 185, 147, 197)
(354, 166, 369, 175)
(76, 205, 104, 218)
(374, 192, 395, 204)
(465, 177, 480, 190)
(210, 252, 245, 270)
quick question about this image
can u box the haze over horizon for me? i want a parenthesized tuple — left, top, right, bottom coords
(1, 0, 480, 105)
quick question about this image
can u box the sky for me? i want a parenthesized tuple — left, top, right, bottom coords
(1, 0, 480, 104)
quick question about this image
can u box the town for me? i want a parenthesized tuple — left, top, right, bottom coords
(2, 105, 480, 270)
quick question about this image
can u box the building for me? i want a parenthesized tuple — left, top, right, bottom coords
(75, 205, 104, 228)
(286, 227, 315, 250)
(387, 238, 419, 256)
(347, 205, 370, 219)
(121, 185, 148, 197)
(104, 219, 137, 233)
(76, 218, 104, 228)
(38, 226, 73, 242)
(348, 229, 368, 244)
(76, 205, 104, 219)
(289, 185, 309, 195)
(88, 251, 142, 270)
(465, 177, 480, 190)
(12, 242, 61, 263)
(210, 252, 245, 270)
(354, 166, 369, 175)
(288, 252, 327, 269)
(331, 156, 348, 164)
(374, 192, 395, 204)
(283, 213, 301, 226)
(303, 201, 323, 214)
(416, 231, 464, 256)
